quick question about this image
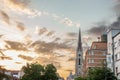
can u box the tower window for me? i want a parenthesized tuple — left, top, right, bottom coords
(78, 59, 81, 65)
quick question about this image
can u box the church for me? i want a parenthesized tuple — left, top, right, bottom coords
(75, 28, 83, 77)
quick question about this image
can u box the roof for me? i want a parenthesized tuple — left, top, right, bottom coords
(90, 41, 107, 50)
(113, 31, 120, 39)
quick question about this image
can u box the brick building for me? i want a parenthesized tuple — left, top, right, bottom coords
(84, 41, 107, 75)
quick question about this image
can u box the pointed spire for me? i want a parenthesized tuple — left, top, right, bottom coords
(77, 28, 82, 51)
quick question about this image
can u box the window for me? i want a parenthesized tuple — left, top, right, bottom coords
(116, 67, 118, 75)
(94, 45, 97, 49)
(88, 59, 94, 63)
(107, 57, 112, 63)
(89, 51, 94, 55)
(78, 59, 81, 65)
(103, 51, 106, 56)
(91, 51, 94, 55)
(118, 39, 120, 46)
(115, 54, 117, 61)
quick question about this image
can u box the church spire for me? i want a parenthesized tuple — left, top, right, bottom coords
(77, 28, 82, 51)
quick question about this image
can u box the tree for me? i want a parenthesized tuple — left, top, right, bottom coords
(87, 67, 117, 80)
(20, 63, 44, 80)
(43, 64, 59, 80)
(0, 66, 11, 80)
(75, 76, 87, 80)
(20, 63, 59, 80)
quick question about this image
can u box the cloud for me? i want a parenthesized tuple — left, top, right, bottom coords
(0, 50, 13, 60)
(8, 0, 30, 8)
(65, 32, 77, 39)
(35, 56, 61, 69)
(0, 50, 5, 56)
(0, 34, 4, 38)
(18, 54, 33, 61)
(46, 31, 54, 37)
(4, 0, 42, 17)
(5, 40, 28, 51)
(35, 27, 48, 35)
(87, 25, 107, 36)
(61, 18, 73, 27)
(110, 17, 120, 28)
(67, 57, 75, 62)
(0, 56, 13, 60)
(16, 21, 25, 31)
(0, 10, 10, 24)
(66, 32, 77, 37)
(57, 55, 66, 57)
(65, 69, 73, 72)
(113, 0, 120, 16)
(54, 37, 61, 42)
(15, 62, 22, 64)
(30, 40, 73, 55)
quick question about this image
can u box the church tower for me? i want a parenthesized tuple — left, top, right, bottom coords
(75, 28, 83, 77)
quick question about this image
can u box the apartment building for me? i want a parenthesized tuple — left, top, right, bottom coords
(107, 27, 120, 72)
(113, 32, 120, 79)
(84, 41, 107, 75)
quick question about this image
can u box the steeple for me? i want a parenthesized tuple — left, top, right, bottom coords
(77, 28, 82, 51)
(75, 28, 83, 77)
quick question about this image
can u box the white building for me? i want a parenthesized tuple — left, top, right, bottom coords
(1, 69, 23, 80)
(114, 32, 120, 79)
(107, 27, 120, 72)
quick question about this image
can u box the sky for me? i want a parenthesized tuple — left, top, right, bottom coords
(0, 0, 120, 79)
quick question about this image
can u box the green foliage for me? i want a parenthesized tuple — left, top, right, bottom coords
(75, 67, 117, 80)
(43, 64, 58, 80)
(20, 63, 59, 80)
(0, 67, 11, 80)
(21, 63, 44, 80)
(75, 76, 87, 80)
(87, 67, 117, 80)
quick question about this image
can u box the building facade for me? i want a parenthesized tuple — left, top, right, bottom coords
(75, 29, 83, 77)
(107, 28, 120, 73)
(84, 42, 107, 75)
(114, 32, 120, 79)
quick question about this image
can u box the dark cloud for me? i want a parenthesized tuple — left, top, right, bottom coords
(5, 40, 28, 51)
(111, 1, 120, 28)
(54, 37, 61, 42)
(0, 56, 13, 60)
(114, 0, 120, 16)
(0, 10, 10, 24)
(37, 27, 48, 35)
(16, 21, 25, 31)
(66, 32, 77, 38)
(30, 40, 72, 54)
(18, 54, 33, 61)
(110, 17, 120, 28)
(87, 2, 120, 36)
(67, 57, 75, 62)
(87, 25, 107, 36)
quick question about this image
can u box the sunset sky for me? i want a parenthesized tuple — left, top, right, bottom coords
(0, 0, 120, 78)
